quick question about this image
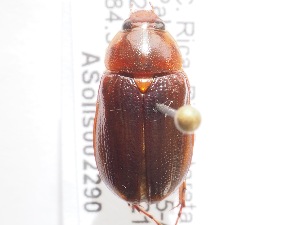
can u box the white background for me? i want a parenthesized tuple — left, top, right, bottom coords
(0, 1, 300, 225)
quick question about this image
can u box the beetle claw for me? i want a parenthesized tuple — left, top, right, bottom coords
(170, 203, 180, 211)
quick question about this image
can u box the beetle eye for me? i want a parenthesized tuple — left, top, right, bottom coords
(122, 20, 132, 30)
(154, 20, 165, 30)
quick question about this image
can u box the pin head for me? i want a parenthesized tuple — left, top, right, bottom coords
(174, 105, 201, 134)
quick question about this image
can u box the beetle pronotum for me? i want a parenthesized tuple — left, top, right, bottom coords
(93, 3, 200, 225)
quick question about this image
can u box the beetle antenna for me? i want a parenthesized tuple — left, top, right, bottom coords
(130, 0, 133, 14)
(149, 1, 154, 11)
(156, 103, 201, 134)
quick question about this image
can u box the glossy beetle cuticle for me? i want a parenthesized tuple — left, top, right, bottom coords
(94, 8, 199, 225)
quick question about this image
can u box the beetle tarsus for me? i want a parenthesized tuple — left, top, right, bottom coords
(174, 181, 187, 225)
(132, 204, 162, 225)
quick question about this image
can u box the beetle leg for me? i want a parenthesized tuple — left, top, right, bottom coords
(132, 204, 162, 225)
(175, 181, 187, 225)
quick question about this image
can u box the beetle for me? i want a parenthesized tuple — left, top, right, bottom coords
(93, 8, 200, 225)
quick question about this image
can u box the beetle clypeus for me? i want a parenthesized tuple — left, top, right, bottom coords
(93, 5, 200, 225)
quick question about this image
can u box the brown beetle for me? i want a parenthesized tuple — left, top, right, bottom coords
(93, 9, 200, 225)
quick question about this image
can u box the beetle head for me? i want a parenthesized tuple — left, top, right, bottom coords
(122, 10, 165, 31)
(105, 10, 182, 76)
